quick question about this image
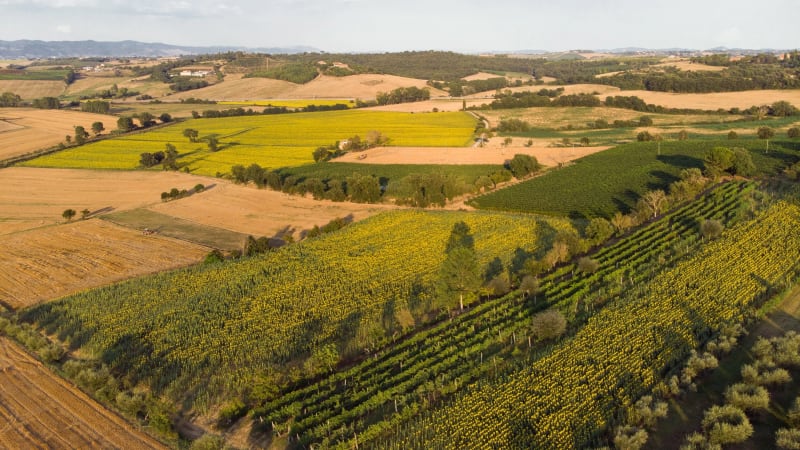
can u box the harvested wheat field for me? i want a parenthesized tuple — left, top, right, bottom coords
(149, 181, 398, 238)
(622, 89, 800, 110)
(0, 80, 64, 99)
(167, 73, 296, 101)
(654, 59, 726, 72)
(467, 83, 622, 99)
(0, 219, 207, 309)
(169, 73, 446, 101)
(289, 74, 447, 99)
(333, 143, 609, 166)
(0, 337, 166, 449)
(0, 108, 112, 161)
(0, 167, 214, 235)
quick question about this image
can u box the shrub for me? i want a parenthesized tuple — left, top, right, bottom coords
(702, 404, 753, 445)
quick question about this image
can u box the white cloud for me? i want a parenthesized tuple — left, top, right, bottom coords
(55, 24, 72, 33)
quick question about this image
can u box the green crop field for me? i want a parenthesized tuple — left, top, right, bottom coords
(0, 69, 71, 81)
(277, 162, 500, 185)
(218, 100, 355, 108)
(470, 139, 800, 218)
(22, 110, 477, 176)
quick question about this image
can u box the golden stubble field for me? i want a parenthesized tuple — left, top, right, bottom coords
(0, 337, 167, 449)
(0, 108, 112, 161)
(0, 219, 208, 309)
(168, 73, 447, 101)
(0, 80, 64, 99)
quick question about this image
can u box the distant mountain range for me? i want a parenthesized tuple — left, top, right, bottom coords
(0, 40, 791, 59)
(0, 40, 319, 58)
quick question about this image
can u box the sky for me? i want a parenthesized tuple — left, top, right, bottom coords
(1, 0, 798, 53)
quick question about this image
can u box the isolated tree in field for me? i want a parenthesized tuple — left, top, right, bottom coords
(776, 428, 800, 450)
(117, 116, 134, 132)
(80, 209, 90, 220)
(728, 130, 738, 140)
(65, 134, 72, 145)
(700, 219, 724, 241)
(74, 125, 89, 145)
(183, 128, 199, 142)
(91, 121, 104, 136)
(677, 129, 688, 141)
(531, 309, 566, 341)
(788, 127, 800, 139)
(642, 190, 668, 219)
(704, 146, 734, 177)
(62, 209, 76, 221)
(580, 136, 590, 146)
(519, 275, 540, 300)
(637, 131, 653, 142)
(702, 404, 753, 445)
(584, 217, 614, 245)
(162, 143, 179, 170)
(507, 154, 540, 179)
(137, 112, 155, 127)
(207, 136, 219, 152)
(731, 147, 756, 176)
(724, 383, 770, 412)
(613, 425, 648, 450)
(438, 221, 480, 310)
(577, 256, 599, 274)
(758, 126, 775, 152)
(159, 113, 172, 123)
(610, 211, 634, 235)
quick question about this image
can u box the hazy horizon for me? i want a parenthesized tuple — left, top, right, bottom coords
(1, 0, 798, 54)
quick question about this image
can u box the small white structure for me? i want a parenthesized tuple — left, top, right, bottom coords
(179, 70, 211, 77)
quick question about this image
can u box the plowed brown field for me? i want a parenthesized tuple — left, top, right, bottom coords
(0, 108, 112, 161)
(0, 337, 166, 449)
(0, 219, 207, 309)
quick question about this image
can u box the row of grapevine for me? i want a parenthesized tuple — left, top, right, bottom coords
(249, 182, 759, 447)
(380, 198, 800, 449)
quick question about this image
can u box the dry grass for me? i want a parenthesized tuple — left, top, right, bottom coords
(654, 59, 726, 72)
(332, 143, 609, 166)
(622, 89, 800, 110)
(479, 106, 732, 129)
(0, 219, 207, 309)
(167, 73, 297, 101)
(167, 73, 445, 101)
(0, 80, 64, 99)
(0, 337, 166, 449)
(0, 108, 114, 161)
(466, 83, 622, 99)
(149, 181, 398, 238)
(463, 72, 505, 81)
(0, 167, 212, 235)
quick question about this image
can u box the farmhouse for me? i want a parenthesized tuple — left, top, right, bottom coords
(179, 70, 211, 77)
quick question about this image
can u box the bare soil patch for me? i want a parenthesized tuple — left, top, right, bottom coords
(463, 72, 505, 81)
(0, 80, 64, 99)
(0, 219, 207, 309)
(332, 143, 609, 166)
(0, 337, 166, 449)
(149, 181, 398, 239)
(0, 108, 113, 161)
(622, 89, 800, 110)
(0, 167, 213, 235)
